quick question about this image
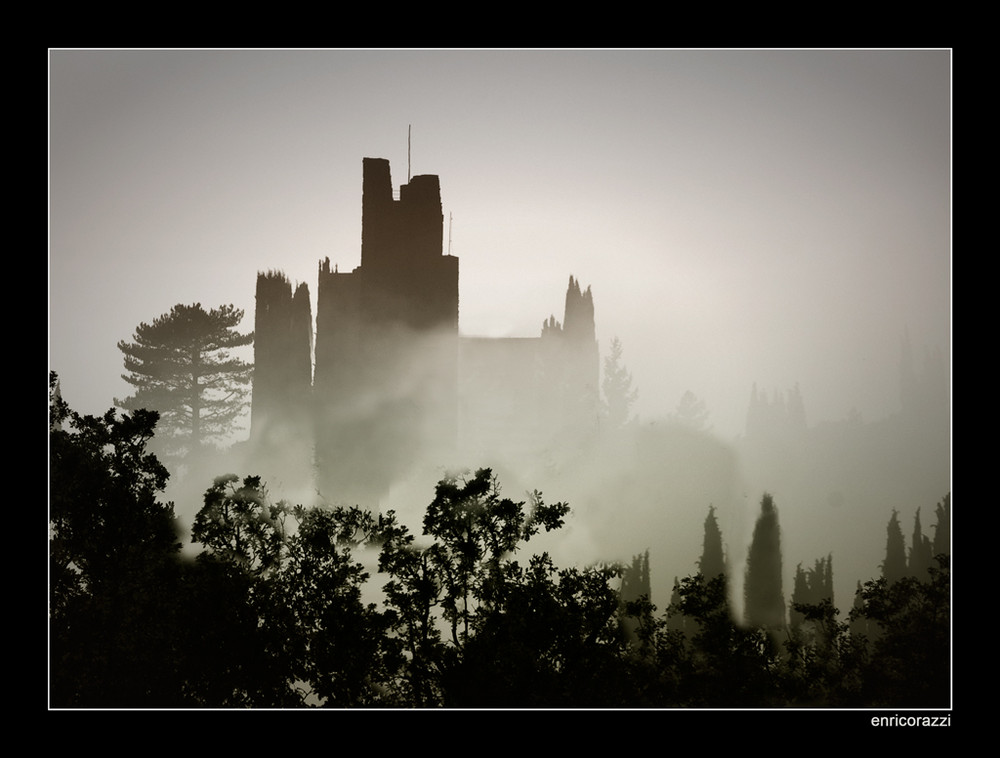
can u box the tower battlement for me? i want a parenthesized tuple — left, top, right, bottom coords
(251, 157, 597, 507)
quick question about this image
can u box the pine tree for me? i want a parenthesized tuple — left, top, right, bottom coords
(601, 336, 638, 429)
(116, 303, 253, 458)
(744, 493, 786, 629)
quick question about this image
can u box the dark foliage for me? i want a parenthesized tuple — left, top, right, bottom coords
(49, 372, 185, 706)
(881, 508, 908, 583)
(789, 554, 833, 629)
(847, 555, 950, 707)
(49, 379, 950, 707)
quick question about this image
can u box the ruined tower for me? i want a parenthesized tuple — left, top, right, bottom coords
(248, 271, 315, 491)
(250, 156, 599, 508)
(555, 275, 600, 430)
(313, 158, 459, 506)
(250, 272, 313, 443)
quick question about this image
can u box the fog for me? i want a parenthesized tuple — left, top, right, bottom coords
(48, 49, 951, 618)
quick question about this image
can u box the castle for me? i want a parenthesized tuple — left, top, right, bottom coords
(250, 157, 598, 507)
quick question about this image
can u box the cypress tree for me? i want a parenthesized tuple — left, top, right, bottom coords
(790, 563, 809, 629)
(666, 576, 687, 633)
(620, 550, 651, 645)
(698, 505, 726, 583)
(744, 493, 786, 629)
(790, 554, 833, 629)
(850, 581, 870, 638)
(620, 550, 651, 605)
(881, 510, 907, 584)
(824, 553, 834, 604)
(908, 507, 933, 579)
(932, 494, 950, 558)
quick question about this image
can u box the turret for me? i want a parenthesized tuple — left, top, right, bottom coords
(563, 275, 596, 343)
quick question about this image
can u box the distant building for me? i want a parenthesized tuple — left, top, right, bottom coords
(251, 157, 598, 507)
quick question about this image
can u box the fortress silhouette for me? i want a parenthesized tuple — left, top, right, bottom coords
(250, 157, 599, 506)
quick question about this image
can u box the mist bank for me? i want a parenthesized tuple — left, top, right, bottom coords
(166, 358, 948, 622)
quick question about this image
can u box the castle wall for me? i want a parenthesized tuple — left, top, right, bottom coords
(251, 157, 598, 509)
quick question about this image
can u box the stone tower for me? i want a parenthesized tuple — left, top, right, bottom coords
(250, 156, 599, 508)
(248, 271, 315, 491)
(313, 158, 459, 507)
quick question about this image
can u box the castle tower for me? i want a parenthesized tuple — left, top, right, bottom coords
(251, 271, 313, 443)
(313, 158, 459, 507)
(562, 275, 599, 424)
(249, 271, 314, 490)
(250, 155, 600, 507)
(538, 276, 599, 442)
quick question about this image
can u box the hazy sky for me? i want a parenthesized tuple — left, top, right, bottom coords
(48, 49, 951, 440)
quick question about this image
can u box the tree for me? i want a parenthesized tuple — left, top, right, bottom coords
(116, 303, 253, 458)
(848, 555, 950, 707)
(188, 474, 397, 706)
(620, 551, 651, 607)
(669, 390, 711, 432)
(666, 573, 781, 706)
(744, 492, 786, 630)
(49, 372, 185, 706)
(698, 505, 726, 583)
(908, 507, 933, 579)
(601, 336, 638, 429)
(932, 494, 950, 557)
(620, 550, 651, 645)
(881, 509, 907, 584)
(368, 468, 636, 706)
(789, 554, 833, 630)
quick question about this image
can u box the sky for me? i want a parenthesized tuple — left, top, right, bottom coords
(48, 49, 951, 442)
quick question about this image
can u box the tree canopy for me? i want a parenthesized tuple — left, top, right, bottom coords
(116, 303, 253, 458)
(49, 372, 184, 706)
(50, 379, 951, 707)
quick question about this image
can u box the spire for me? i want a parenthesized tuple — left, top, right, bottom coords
(563, 275, 595, 342)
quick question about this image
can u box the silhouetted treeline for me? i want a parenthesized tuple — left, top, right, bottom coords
(48, 373, 950, 708)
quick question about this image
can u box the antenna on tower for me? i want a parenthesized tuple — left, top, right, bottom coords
(407, 124, 411, 183)
(448, 212, 453, 255)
